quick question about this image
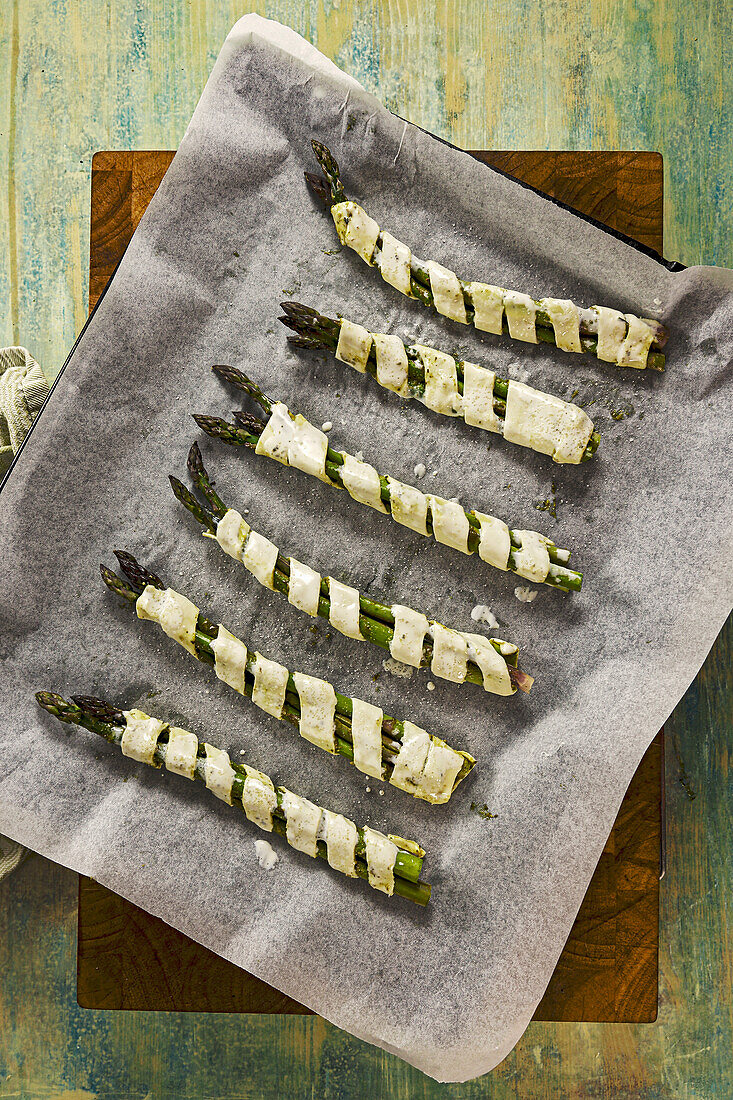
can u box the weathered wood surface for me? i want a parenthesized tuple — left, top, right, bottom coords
(78, 148, 662, 1025)
(1, 3, 731, 1096)
(2, 1, 730, 381)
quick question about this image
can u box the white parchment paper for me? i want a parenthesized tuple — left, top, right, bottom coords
(1, 15, 732, 1082)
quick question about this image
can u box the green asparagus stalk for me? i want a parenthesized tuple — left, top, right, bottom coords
(279, 301, 601, 462)
(194, 364, 583, 593)
(170, 443, 533, 694)
(100, 553, 476, 799)
(36, 692, 431, 905)
(306, 140, 668, 370)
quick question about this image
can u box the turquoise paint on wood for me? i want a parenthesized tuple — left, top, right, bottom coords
(1, 0, 732, 378)
(1, 2, 731, 1095)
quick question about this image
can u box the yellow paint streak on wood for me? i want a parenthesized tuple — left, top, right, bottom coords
(67, 195, 84, 339)
(0, 1090, 97, 1100)
(69, 0, 90, 113)
(475, 6, 502, 146)
(481, 1, 549, 148)
(440, 0, 467, 138)
(316, 0, 355, 65)
(375, 0, 415, 120)
(589, 0, 621, 148)
(6, 0, 20, 345)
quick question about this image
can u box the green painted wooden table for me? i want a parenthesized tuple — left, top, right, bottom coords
(1, 3, 731, 1096)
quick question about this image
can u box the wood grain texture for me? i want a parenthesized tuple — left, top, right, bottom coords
(76, 739, 660, 1020)
(1, 4, 731, 1095)
(468, 151, 664, 256)
(78, 147, 663, 1024)
(2, 0, 731, 381)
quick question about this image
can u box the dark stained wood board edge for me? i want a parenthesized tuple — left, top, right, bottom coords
(79, 149, 663, 1022)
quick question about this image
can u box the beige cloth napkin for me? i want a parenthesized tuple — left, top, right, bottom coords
(0, 346, 50, 879)
(0, 346, 49, 477)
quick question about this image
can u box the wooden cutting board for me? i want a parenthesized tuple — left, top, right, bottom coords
(79, 149, 663, 1023)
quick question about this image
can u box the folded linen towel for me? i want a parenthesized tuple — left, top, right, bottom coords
(0, 345, 50, 878)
